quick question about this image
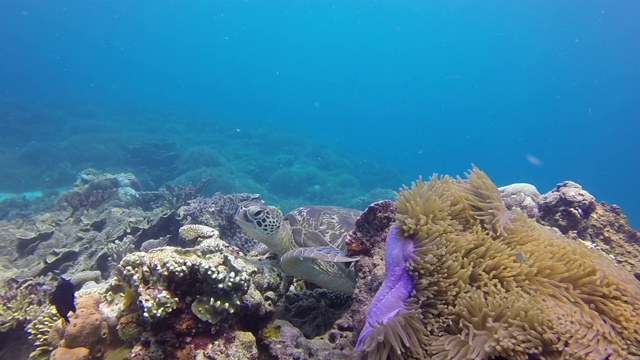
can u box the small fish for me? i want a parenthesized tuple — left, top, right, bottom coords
(515, 253, 526, 264)
(50, 277, 76, 323)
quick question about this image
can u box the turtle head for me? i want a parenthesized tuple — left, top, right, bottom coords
(235, 201, 284, 253)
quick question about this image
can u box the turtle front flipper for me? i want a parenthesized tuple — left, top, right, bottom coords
(280, 246, 358, 294)
(284, 246, 359, 263)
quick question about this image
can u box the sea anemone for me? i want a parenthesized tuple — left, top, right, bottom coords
(354, 227, 426, 359)
(354, 166, 640, 359)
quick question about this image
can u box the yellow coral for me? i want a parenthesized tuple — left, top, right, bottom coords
(391, 166, 640, 359)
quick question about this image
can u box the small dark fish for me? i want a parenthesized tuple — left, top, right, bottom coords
(50, 277, 76, 323)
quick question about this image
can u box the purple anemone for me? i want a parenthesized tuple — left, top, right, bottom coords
(355, 225, 414, 350)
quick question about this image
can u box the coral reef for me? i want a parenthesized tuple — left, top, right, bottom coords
(58, 169, 143, 213)
(355, 167, 640, 360)
(103, 223, 294, 359)
(346, 200, 397, 256)
(48, 293, 115, 359)
(538, 182, 640, 275)
(160, 178, 210, 209)
(539, 181, 597, 233)
(196, 330, 258, 360)
(180, 193, 261, 253)
(26, 305, 60, 359)
(276, 289, 353, 339)
(0, 278, 51, 333)
(115, 229, 254, 323)
(258, 319, 352, 360)
(573, 202, 640, 275)
(0, 202, 182, 283)
(499, 182, 541, 219)
(3, 160, 639, 360)
(114, 223, 288, 326)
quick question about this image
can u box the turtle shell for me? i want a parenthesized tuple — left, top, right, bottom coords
(283, 206, 361, 251)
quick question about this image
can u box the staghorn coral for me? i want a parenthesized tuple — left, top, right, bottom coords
(355, 166, 640, 360)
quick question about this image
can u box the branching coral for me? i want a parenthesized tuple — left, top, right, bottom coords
(355, 166, 640, 360)
(0, 278, 50, 333)
(26, 305, 59, 359)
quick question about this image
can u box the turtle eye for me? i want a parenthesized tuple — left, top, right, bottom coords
(253, 210, 264, 218)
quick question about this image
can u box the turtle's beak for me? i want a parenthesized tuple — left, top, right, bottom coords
(234, 207, 251, 225)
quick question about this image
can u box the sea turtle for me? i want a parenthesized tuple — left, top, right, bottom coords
(235, 201, 361, 294)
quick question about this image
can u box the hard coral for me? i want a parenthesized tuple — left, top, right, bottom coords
(50, 293, 114, 359)
(50, 346, 91, 360)
(115, 225, 254, 324)
(355, 166, 640, 360)
(0, 278, 50, 333)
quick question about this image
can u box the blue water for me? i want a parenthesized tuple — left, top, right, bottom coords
(1, 1, 638, 227)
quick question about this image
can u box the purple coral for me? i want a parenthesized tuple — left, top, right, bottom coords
(355, 226, 414, 350)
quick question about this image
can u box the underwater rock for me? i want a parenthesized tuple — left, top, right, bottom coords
(567, 202, 640, 274)
(259, 319, 351, 360)
(346, 200, 397, 256)
(539, 181, 597, 233)
(339, 200, 398, 348)
(276, 289, 353, 339)
(69, 271, 103, 289)
(180, 192, 261, 253)
(499, 182, 541, 219)
(201, 330, 258, 360)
